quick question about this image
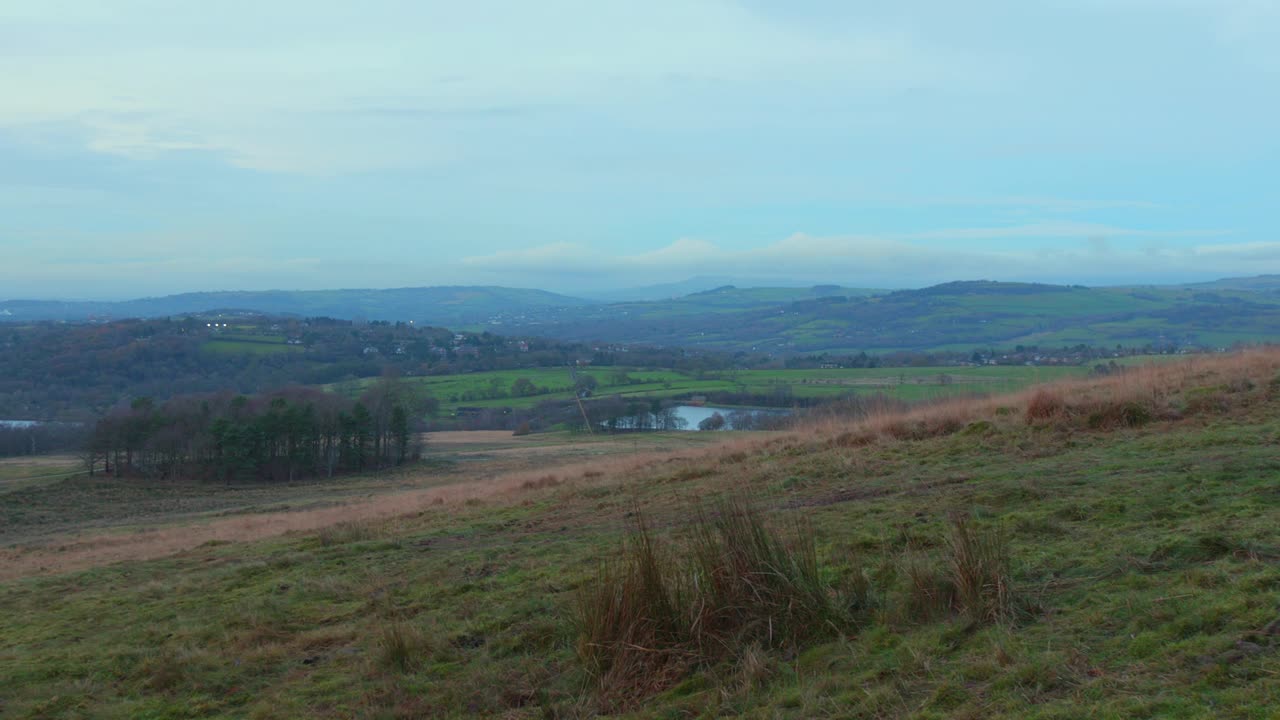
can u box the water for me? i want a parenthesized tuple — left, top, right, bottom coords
(0, 420, 40, 429)
(608, 405, 789, 432)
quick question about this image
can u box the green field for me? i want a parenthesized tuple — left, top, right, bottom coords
(0, 455, 82, 493)
(3, 354, 1279, 717)
(339, 364, 1096, 414)
(201, 334, 302, 355)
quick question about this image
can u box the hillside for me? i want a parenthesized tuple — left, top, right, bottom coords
(512, 280, 1280, 353)
(0, 286, 594, 326)
(7, 277, 1280, 355)
(1179, 275, 1280, 294)
(3, 352, 1279, 717)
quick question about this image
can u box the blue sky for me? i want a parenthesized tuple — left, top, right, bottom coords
(2, 0, 1278, 298)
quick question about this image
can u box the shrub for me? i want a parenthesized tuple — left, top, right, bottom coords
(512, 421, 532, 436)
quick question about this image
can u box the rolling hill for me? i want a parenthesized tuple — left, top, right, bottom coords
(6, 277, 1280, 355)
(503, 280, 1280, 353)
(0, 286, 594, 327)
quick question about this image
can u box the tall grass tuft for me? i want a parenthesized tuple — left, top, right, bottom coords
(575, 516, 690, 697)
(902, 554, 955, 623)
(946, 513, 1015, 624)
(686, 497, 842, 654)
(575, 498, 847, 698)
(377, 621, 431, 673)
(1024, 389, 1066, 422)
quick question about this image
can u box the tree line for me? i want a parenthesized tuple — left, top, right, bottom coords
(86, 377, 430, 482)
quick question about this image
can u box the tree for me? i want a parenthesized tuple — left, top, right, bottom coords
(574, 374, 598, 397)
(511, 377, 539, 397)
(698, 412, 726, 431)
(390, 405, 410, 463)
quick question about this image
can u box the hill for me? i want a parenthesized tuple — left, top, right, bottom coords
(3, 351, 1279, 717)
(0, 286, 594, 326)
(508, 280, 1280, 352)
(7, 277, 1280, 355)
(1179, 275, 1280, 294)
(582, 277, 888, 302)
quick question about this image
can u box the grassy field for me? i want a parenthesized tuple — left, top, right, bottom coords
(341, 364, 1097, 415)
(0, 431, 718, 553)
(0, 455, 82, 493)
(201, 334, 302, 355)
(3, 352, 1279, 717)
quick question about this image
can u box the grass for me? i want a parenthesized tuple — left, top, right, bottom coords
(338, 364, 1094, 416)
(3, 351, 1280, 717)
(0, 454, 82, 492)
(576, 498, 847, 706)
(201, 339, 302, 355)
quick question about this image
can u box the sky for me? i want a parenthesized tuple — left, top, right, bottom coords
(2, 0, 1278, 299)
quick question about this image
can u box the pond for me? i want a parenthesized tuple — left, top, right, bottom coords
(607, 405, 790, 432)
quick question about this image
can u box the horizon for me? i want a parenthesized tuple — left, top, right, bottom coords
(4, 2, 1278, 298)
(5, 272, 1275, 305)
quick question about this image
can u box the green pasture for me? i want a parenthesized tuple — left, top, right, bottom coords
(335, 364, 1098, 414)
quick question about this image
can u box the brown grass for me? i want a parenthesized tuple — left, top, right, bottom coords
(575, 498, 846, 703)
(806, 348, 1280, 445)
(946, 513, 1015, 624)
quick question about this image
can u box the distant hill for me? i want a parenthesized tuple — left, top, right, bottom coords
(0, 286, 594, 327)
(6, 276, 1280, 354)
(1178, 275, 1280, 294)
(582, 276, 887, 302)
(496, 279, 1280, 353)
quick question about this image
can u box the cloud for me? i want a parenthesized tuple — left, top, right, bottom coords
(1192, 241, 1280, 260)
(460, 230, 1273, 290)
(902, 222, 1228, 241)
(0, 0, 999, 174)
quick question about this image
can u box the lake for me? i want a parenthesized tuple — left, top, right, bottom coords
(609, 405, 790, 432)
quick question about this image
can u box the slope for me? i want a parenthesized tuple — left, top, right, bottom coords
(2, 351, 1279, 718)
(0, 286, 595, 326)
(518, 280, 1280, 353)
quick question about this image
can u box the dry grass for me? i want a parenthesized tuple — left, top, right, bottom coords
(376, 621, 433, 673)
(946, 513, 1015, 624)
(804, 348, 1280, 446)
(576, 498, 847, 704)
